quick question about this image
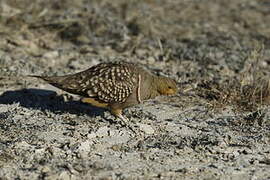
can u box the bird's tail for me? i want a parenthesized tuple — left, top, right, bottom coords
(28, 75, 53, 82)
(29, 75, 82, 95)
(29, 75, 68, 89)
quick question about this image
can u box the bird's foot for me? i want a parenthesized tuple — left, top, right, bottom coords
(117, 114, 129, 126)
(111, 108, 136, 133)
(117, 114, 137, 134)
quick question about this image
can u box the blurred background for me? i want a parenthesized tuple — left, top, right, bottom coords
(1, 0, 270, 80)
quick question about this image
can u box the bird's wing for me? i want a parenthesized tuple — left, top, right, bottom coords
(80, 63, 138, 103)
(34, 63, 139, 103)
(36, 63, 139, 103)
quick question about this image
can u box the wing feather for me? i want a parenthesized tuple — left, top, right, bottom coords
(75, 62, 138, 103)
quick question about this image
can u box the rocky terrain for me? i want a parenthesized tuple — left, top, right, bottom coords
(0, 0, 270, 179)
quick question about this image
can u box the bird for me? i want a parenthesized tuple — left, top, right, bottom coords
(32, 62, 178, 123)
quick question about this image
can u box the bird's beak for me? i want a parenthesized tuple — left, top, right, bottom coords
(165, 88, 178, 95)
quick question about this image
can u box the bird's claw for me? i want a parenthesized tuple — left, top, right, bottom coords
(118, 114, 136, 133)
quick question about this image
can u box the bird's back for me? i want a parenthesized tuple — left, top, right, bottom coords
(36, 62, 146, 102)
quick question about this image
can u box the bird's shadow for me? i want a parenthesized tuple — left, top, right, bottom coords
(0, 88, 105, 117)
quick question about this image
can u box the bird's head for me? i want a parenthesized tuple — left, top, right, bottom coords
(156, 76, 178, 95)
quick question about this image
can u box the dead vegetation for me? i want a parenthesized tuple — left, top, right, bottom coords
(196, 43, 270, 125)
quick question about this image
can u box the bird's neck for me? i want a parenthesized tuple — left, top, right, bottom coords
(138, 74, 159, 101)
(149, 75, 162, 98)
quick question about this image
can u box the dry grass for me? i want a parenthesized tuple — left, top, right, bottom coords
(196, 43, 270, 113)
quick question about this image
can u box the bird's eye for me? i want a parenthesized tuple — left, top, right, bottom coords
(168, 86, 172, 89)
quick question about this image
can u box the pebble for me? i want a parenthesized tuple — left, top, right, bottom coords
(138, 123, 155, 134)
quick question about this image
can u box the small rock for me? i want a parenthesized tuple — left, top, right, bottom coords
(41, 166, 51, 173)
(58, 171, 70, 180)
(0, 105, 8, 113)
(96, 126, 110, 137)
(87, 132, 96, 139)
(138, 123, 155, 134)
(78, 140, 92, 152)
(43, 51, 59, 59)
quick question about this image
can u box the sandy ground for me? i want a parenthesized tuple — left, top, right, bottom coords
(0, 0, 270, 179)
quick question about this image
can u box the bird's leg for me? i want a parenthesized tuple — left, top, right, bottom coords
(110, 108, 128, 124)
(110, 108, 136, 133)
(81, 98, 108, 108)
(83, 99, 136, 132)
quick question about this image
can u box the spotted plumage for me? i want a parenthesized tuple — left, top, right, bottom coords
(32, 62, 178, 122)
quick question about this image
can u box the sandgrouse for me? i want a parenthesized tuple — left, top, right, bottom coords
(34, 62, 178, 121)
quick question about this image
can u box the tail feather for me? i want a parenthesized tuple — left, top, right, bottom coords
(29, 75, 65, 86)
(29, 75, 51, 81)
(30, 75, 88, 96)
